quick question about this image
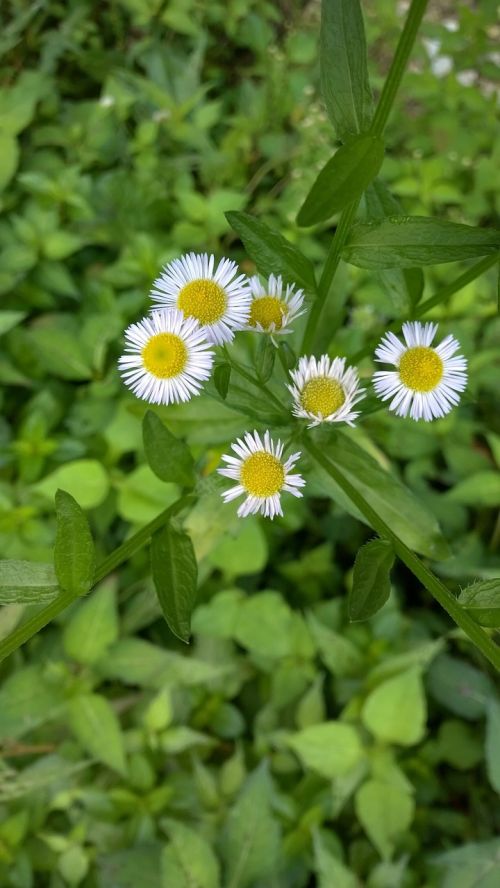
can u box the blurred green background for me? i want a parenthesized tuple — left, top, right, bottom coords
(0, 1, 499, 886)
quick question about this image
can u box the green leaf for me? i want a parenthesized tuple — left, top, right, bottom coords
(54, 489, 96, 597)
(213, 362, 231, 399)
(307, 612, 363, 677)
(0, 560, 59, 604)
(344, 217, 500, 268)
(485, 700, 500, 794)
(288, 722, 363, 779)
(427, 654, 495, 720)
(320, 0, 373, 139)
(349, 538, 395, 621)
(355, 779, 414, 860)
(63, 580, 118, 664)
(67, 693, 126, 774)
(458, 579, 500, 628)
(208, 519, 268, 579)
(226, 211, 316, 292)
(221, 765, 281, 888)
(0, 134, 19, 191)
(34, 460, 110, 509)
(97, 847, 163, 888)
(0, 311, 26, 337)
(234, 591, 293, 658)
(447, 472, 500, 507)
(362, 668, 427, 746)
(161, 820, 220, 888)
(254, 336, 276, 383)
(313, 830, 358, 888)
(433, 839, 500, 888)
(151, 522, 198, 642)
(0, 665, 65, 741)
(297, 135, 384, 226)
(142, 411, 195, 487)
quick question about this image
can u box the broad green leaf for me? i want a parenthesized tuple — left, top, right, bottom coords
(97, 847, 163, 888)
(362, 668, 427, 746)
(297, 135, 384, 226)
(27, 324, 93, 380)
(313, 830, 358, 888)
(54, 489, 96, 597)
(458, 579, 500, 627)
(254, 335, 276, 382)
(234, 591, 293, 658)
(0, 666, 65, 741)
(192, 589, 245, 639)
(63, 580, 118, 664)
(447, 472, 500, 507)
(0, 311, 26, 337)
(355, 779, 414, 860)
(433, 839, 500, 888)
(208, 519, 268, 578)
(427, 654, 495, 720)
(485, 701, 500, 794)
(221, 765, 281, 888)
(349, 538, 394, 621)
(320, 0, 373, 139)
(213, 362, 231, 399)
(0, 70, 48, 135)
(58, 847, 89, 885)
(67, 693, 126, 774)
(116, 464, 179, 524)
(151, 522, 198, 642)
(0, 134, 19, 191)
(226, 211, 316, 292)
(0, 560, 59, 604)
(96, 638, 229, 688)
(436, 720, 483, 771)
(34, 460, 109, 509)
(307, 612, 363, 677)
(161, 820, 220, 888)
(344, 217, 500, 268)
(288, 722, 363, 778)
(142, 411, 195, 488)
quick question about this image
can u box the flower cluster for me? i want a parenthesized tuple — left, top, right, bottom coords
(119, 252, 468, 520)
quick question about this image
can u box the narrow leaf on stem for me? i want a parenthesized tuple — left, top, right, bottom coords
(349, 538, 395, 621)
(151, 521, 198, 643)
(54, 489, 96, 597)
(143, 410, 195, 488)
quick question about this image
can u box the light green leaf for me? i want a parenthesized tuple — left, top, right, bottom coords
(142, 411, 195, 488)
(349, 539, 394, 621)
(161, 820, 220, 888)
(254, 336, 276, 383)
(67, 693, 126, 774)
(151, 522, 198, 642)
(355, 779, 414, 860)
(234, 591, 293, 658)
(226, 211, 316, 292)
(97, 638, 229, 688)
(0, 311, 26, 337)
(297, 135, 384, 226)
(313, 829, 358, 888)
(458, 579, 500, 627)
(432, 839, 500, 888)
(362, 668, 426, 746)
(447, 472, 500, 507)
(54, 489, 96, 597)
(485, 700, 500, 794)
(97, 846, 163, 888)
(116, 464, 179, 524)
(192, 589, 245, 638)
(320, 0, 373, 139)
(0, 560, 59, 604)
(34, 460, 110, 509)
(63, 580, 118, 664)
(306, 612, 363, 677)
(288, 722, 363, 779)
(208, 520, 268, 579)
(344, 216, 500, 268)
(0, 666, 65, 741)
(27, 323, 93, 380)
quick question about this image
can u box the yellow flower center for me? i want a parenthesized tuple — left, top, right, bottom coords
(249, 296, 288, 331)
(177, 279, 226, 325)
(301, 377, 346, 416)
(142, 333, 187, 378)
(398, 346, 443, 392)
(240, 451, 285, 497)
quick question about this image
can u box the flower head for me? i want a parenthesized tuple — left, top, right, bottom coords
(373, 321, 467, 421)
(245, 274, 305, 343)
(288, 354, 365, 427)
(218, 430, 305, 519)
(119, 309, 214, 405)
(150, 253, 251, 345)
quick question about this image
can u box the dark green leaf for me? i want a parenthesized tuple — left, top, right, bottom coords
(344, 216, 500, 268)
(151, 522, 198, 643)
(226, 211, 316, 292)
(0, 560, 59, 604)
(213, 362, 231, 399)
(54, 489, 96, 597)
(142, 411, 195, 488)
(427, 654, 495, 720)
(485, 701, 500, 794)
(254, 336, 276, 382)
(297, 135, 384, 226)
(349, 538, 395, 621)
(458, 579, 500, 627)
(278, 340, 296, 371)
(320, 0, 373, 139)
(63, 580, 119, 664)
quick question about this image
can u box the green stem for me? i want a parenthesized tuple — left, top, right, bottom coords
(301, 0, 430, 355)
(226, 353, 288, 417)
(0, 496, 194, 664)
(304, 438, 500, 670)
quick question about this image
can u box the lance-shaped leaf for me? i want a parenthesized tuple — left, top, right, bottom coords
(0, 560, 60, 604)
(226, 211, 316, 292)
(143, 410, 195, 488)
(213, 362, 231, 400)
(151, 521, 198, 643)
(254, 336, 276, 383)
(297, 135, 384, 227)
(54, 489, 96, 597)
(343, 216, 500, 269)
(320, 0, 373, 139)
(458, 579, 500, 628)
(349, 538, 395, 621)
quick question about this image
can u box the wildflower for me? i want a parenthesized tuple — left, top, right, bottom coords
(288, 355, 365, 427)
(150, 253, 251, 345)
(218, 430, 305, 519)
(119, 309, 214, 405)
(373, 321, 467, 421)
(246, 274, 305, 343)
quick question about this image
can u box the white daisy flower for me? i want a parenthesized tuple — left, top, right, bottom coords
(373, 321, 468, 422)
(218, 430, 305, 519)
(288, 354, 365, 428)
(246, 274, 305, 343)
(150, 252, 251, 345)
(119, 309, 214, 405)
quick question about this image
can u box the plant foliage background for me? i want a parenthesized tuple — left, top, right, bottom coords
(0, 0, 499, 886)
